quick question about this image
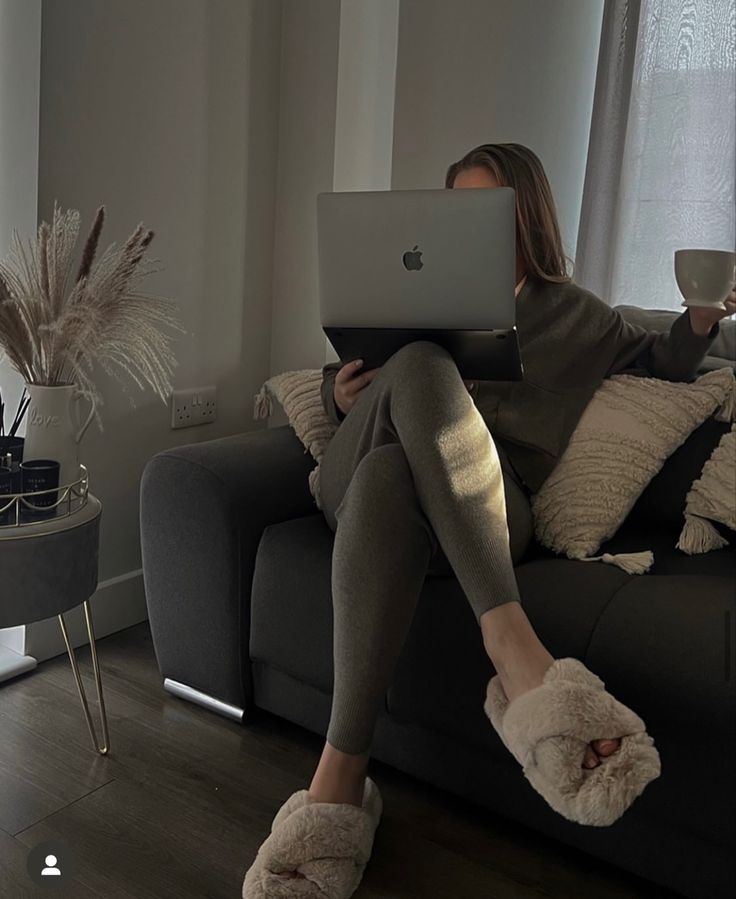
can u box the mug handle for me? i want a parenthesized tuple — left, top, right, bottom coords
(72, 390, 96, 444)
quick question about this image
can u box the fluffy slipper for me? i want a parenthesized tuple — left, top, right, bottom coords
(242, 776, 383, 898)
(484, 657, 661, 827)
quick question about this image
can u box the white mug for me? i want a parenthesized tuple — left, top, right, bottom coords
(674, 248, 736, 310)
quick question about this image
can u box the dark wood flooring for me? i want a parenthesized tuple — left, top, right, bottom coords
(0, 621, 683, 899)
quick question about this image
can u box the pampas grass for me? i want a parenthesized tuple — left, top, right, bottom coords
(0, 202, 185, 432)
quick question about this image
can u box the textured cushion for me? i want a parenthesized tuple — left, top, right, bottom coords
(531, 366, 736, 564)
(253, 369, 336, 508)
(676, 424, 736, 555)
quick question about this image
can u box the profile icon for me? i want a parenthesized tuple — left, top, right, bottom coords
(27, 839, 74, 885)
(41, 854, 61, 876)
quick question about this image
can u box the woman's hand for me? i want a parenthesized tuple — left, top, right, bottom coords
(688, 284, 736, 336)
(334, 359, 382, 417)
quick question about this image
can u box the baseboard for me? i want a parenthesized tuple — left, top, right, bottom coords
(23, 568, 148, 663)
(0, 625, 26, 654)
(0, 645, 37, 682)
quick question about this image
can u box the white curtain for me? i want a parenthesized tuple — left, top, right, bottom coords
(575, 0, 735, 311)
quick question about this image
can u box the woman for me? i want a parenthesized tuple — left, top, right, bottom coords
(243, 143, 733, 897)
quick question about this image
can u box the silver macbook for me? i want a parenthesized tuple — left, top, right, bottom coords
(316, 186, 523, 381)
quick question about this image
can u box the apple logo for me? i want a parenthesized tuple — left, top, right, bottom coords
(402, 245, 423, 271)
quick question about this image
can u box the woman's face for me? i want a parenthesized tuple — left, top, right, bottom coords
(451, 167, 500, 189)
(452, 166, 525, 283)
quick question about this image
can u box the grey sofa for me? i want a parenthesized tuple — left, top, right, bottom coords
(140, 306, 736, 899)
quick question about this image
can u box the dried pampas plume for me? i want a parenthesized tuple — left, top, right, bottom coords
(0, 202, 185, 432)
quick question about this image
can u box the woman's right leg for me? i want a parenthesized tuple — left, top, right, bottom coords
(311, 340, 540, 808)
(308, 441, 437, 807)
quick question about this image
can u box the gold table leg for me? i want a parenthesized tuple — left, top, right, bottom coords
(57, 599, 110, 755)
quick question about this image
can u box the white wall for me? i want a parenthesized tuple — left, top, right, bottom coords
(391, 0, 605, 261)
(332, 0, 400, 195)
(271, 0, 605, 398)
(4, 0, 605, 661)
(267, 0, 341, 430)
(0, 0, 42, 436)
(24, 0, 282, 659)
(0, 0, 42, 672)
(324, 0, 400, 366)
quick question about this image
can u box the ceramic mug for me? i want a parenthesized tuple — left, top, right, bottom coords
(674, 248, 736, 310)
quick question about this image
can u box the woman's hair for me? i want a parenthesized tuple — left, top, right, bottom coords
(445, 143, 573, 284)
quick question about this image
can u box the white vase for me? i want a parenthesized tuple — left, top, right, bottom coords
(22, 383, 95, 488)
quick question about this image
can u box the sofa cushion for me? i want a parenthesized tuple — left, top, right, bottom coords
(530, 366, 735, 564)
(248, 512, 630, 701)
(584, 574, 735, 739)
(623, 417, 733, 532)
(250, 509, 735, 695)
(385, 557, 631, 752)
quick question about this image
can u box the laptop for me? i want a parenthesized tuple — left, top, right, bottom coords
(316, 186, 524, 381)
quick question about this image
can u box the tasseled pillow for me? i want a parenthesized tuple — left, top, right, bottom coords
(530, 366, 736, 574)
(252, 369, 337, 509)
(677, 423, 736, 554)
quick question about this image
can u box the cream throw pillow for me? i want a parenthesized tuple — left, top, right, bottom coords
(531, 366, 736, 573)
(676, 424, 736, 554)
(252, 369, 336, 509)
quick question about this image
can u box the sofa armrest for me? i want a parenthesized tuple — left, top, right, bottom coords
(140, 424, 317, 717)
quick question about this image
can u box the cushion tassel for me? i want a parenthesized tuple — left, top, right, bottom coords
(253, 385, 273, 420)
(676, 513, 729, 555)
(575, 550, 654, 574)
(714, 373, 736, 422)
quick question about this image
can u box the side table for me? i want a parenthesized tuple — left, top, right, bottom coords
(0, 494, 110, 754)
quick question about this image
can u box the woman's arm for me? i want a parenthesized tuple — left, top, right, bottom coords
(599, 304, 721, 381)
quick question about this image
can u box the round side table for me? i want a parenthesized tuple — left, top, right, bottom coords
(0, 494, 110, 754)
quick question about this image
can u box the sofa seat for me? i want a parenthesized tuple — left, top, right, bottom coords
(249, 510, 627, 694)
(250, 514, 338, 694)
(249, 509, 735, 851)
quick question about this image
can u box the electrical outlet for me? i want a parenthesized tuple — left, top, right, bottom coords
(171, 385, 217, 429)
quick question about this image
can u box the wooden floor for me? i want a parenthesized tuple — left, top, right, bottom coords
(0, 621, 683, 899)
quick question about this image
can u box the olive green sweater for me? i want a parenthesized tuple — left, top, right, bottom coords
(319, 275, 721, 494)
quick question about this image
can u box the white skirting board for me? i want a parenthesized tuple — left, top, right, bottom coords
(0, 645, 37, 683)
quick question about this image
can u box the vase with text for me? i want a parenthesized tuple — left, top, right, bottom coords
(22, 384, 95, 490)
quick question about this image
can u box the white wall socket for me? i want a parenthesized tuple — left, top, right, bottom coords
(171, 385, 217, 429)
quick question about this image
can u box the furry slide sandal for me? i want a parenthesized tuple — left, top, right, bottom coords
(242, 775, 383, 898)
(484, 657, 661, 827)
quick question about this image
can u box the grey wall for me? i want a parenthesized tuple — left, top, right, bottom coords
(28, 0, 282, 657)
(392, 0, 605, 262)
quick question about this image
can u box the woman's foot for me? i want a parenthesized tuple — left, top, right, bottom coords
(308, 740, 370, 806)
(480, 602, 622, 769)
(276, 741, 370, 881)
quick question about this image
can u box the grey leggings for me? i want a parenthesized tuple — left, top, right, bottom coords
(319, 340, 535, 755)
